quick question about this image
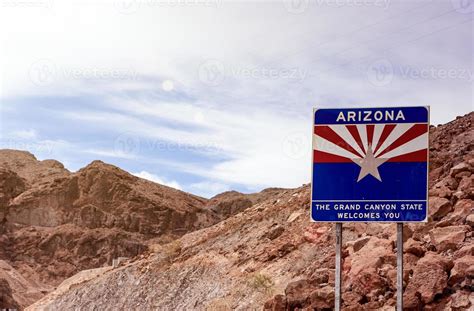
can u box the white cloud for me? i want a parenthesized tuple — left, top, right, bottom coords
(133, 170, 182, 190)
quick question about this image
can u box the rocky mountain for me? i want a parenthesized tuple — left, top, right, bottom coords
(1, 150, 255, 309)
(23, 112, 473, 311)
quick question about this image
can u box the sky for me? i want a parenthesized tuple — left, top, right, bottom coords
(0, 0, 472, 198)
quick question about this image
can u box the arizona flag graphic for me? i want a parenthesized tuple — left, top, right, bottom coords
(311, 107, 429, 222)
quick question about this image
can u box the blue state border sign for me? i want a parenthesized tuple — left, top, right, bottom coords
(311, 106, 429, 222)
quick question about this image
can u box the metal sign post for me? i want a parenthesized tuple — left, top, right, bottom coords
(397, 223, 404, 310)
(335, 223, 342, 311)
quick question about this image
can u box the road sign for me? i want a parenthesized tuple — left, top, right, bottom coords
(311, 106, 429, 222)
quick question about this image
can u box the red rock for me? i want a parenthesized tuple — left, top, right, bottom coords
(404, 238, 425, 257)
(309, 286, 334, 309)
(428, 197, 452, 220)
(342, 291, 362, 306)
(448, 255, 474, 285)
(404, 252, 452, 305)
(263, 294, 286, 311)
(449, 290, 472, 310)
(0, 278, 20, 310)
(436, 199, 473, 227)
(303, 225, 329, 244)
(263, 225, 285, 240)
(430, 177, 458, 198)
(284, 279, 313, 309)
(347, 237, 394, 297)
(309, 268, 330, 285)
(345, 236, 370, 253)
(457, 175, 473, 197)
(467, 214, 474, 227)
(429, 225, 469, 252)
(206, 191, 253, 219)
(454, 244, 474, 258)
(450, 162, 470, 177)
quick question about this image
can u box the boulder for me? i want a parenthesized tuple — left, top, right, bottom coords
(450, 162, 470, 177)
(284, 279, 313, 309)
(263, 294, 286, 311)
(428, 197, 452, 220)
(404, 238, 425, 257)
(0, 278, 20, 310)
(449, 290, 473, 310)
(404, 252, 453, 306)
(309, 268, 330, 285)
(467, 214, 474, 227)
(342, 291, 363, 306)
(303, 225, 329, 244)
(454, 244, 474, 258)
(429, 226, 469, 252)
(449, 255, 474, 286)
(309, 286, 334, 309)
(347, 237, 394, 297)
(263, 225, 285, 240)
(436, 199, 472, 227)
(345, 236, 370, 253)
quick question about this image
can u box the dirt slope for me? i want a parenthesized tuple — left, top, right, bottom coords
(28, 112, 473, 310)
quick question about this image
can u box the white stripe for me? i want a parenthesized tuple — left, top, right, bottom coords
(380, 133, 428, 159)
(357, 124, 368, 153)
(328, 125, 364, 156)
(313, 134, 362, 159)
(374, 123, 414, 157)
(371, 124, 384, 151)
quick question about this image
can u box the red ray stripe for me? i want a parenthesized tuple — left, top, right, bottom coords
(313, 150, 353, 163)
(373, 124, 396, 154)
(377, 124, 428, 157)
(346, 125, 366, 154)
(314, 126, 363, 158)
(366, 125, 374, 148)
(387, 149, 427, 162)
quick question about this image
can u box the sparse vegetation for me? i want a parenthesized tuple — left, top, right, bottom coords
(152, 240, 183, 263)
(205, 298, 232, 311)
(249, 273, 274, 293)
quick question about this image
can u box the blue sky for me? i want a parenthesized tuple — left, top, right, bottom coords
(0, 0, 472, 198)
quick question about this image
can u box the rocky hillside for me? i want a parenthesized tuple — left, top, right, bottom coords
(27, 112, 473, 310)
(0, 151, 240, 309)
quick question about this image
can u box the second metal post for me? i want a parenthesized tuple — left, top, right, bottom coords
(335, 223, 342, 311)
(397, 223, 404, 311)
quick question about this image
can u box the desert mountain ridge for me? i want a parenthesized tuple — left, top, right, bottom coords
(1, 111, 473, 310)
(0, 149, 286, 309)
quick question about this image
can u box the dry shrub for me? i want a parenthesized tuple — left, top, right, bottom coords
(249, 273, 274, 293)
